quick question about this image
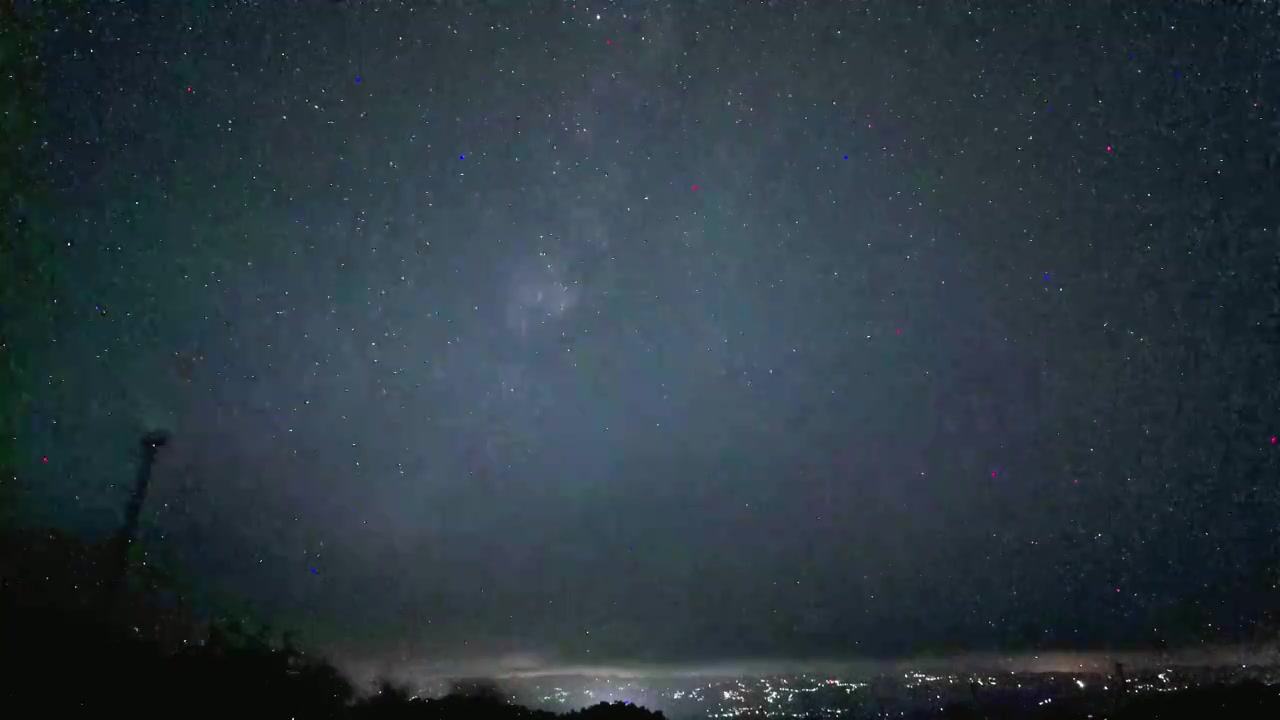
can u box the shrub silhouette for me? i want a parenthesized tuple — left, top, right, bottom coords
(565, 701, 667, 719)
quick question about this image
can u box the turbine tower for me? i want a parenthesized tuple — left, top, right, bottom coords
(106, 429, 170, 614)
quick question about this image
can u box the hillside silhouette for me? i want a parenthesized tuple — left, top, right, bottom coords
(3, 526, 1278, 719)
(0, 527, 669, 719)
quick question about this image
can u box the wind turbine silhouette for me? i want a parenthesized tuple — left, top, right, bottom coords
(106, 430, 170, 615)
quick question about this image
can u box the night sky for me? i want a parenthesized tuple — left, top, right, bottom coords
(5, 0, 1280, 677)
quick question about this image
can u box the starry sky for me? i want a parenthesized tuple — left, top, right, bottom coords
(5, 0, 1280, 675)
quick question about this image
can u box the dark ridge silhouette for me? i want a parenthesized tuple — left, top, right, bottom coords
(565, 702, 667, 720)
(0, 526, 197, 651)
(1, 527, 664, 719)
(4, 527, 1279, 718)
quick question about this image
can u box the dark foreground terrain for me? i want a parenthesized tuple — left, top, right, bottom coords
(3, 529, 1278, 719)
(5, 604, 1278, 719)
(939, 682, 1280, 720)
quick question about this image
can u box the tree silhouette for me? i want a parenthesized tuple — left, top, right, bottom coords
(565, 701, 667, 720)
